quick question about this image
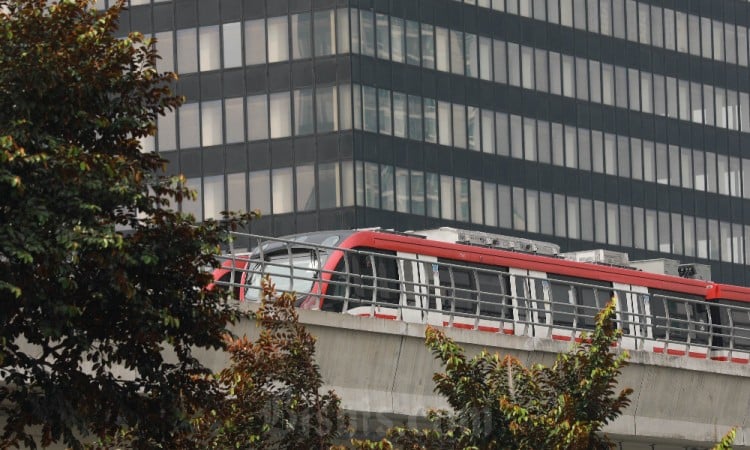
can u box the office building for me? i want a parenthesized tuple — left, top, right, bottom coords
(111, 0, 750, 285)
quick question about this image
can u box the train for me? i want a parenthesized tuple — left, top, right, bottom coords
(213, 227, 750, 364)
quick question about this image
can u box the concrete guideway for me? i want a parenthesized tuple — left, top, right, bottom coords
(210, 309, 749, 449)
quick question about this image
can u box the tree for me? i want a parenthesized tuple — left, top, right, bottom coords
(0, 1, 251, 448)
(190, 277, 349, 449)
(349, 301, 633, 450)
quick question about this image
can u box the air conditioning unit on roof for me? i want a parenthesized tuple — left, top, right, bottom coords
(560, 249, 630, 267)
(416, 227, 560, 256)
(678, 263, 712, 281)
(630, 258, 680, 276)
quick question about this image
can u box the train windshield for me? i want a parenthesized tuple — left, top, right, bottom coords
(244, 250, 319, 300)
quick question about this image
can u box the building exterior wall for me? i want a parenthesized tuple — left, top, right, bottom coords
(111, 0, 750, 285)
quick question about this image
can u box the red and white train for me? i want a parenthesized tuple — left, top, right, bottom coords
(213, 227, 750, 364)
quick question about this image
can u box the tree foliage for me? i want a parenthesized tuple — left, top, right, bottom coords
(350, 301, 633, 450)
(0, 1, 252, 448)
(190, 278, 349, 449)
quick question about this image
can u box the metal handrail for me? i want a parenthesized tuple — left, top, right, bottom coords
(215, 232, 750, 362)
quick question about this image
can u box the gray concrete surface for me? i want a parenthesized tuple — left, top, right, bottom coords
(213, 310, 749, 449)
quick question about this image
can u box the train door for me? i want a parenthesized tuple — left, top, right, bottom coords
(397, 252, 442, 325)
(509, 268, 550, 338)
(611, 283, 649, 351)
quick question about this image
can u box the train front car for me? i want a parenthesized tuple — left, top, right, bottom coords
(213, 230, 356, 305)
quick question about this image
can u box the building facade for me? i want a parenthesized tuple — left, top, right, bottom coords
(110, 0, 750, 285)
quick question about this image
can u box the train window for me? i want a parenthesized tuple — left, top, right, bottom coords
(729, 309, 750, 350)
(438, 265, 477, 315)
(476, 271, 511, 318)
(649, 290, 708, 343)
(547, 275, 610, 329)
(327, 249, 399, 312)
(715, 302, 750, 351)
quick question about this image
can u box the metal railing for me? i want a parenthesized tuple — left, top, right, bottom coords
(215, 232, 750, 363)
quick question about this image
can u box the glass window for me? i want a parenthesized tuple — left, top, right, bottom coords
(154, 31, 174, 73)
(601, 63, 614, 105)
(455, 178, 470, 222)
(269, 92, 291, 138)
(450, 30, 464, 75)
(551, 122, 564, 166)
(613, 0, 625, 38)
(521, 46, 534, 90)
(247, 94, 268, 141)
(484, 182, 497, 226)
(617, 135, 630, 178)
(510, 115, 523, 159)
(537, 119, 551, 163)
(535, 49, 548, 92)
(615, 66, 627, 108)
(362, 86, 377, 133)
(508, 43, 521, 87)
(391, 17, 405, 63)
(360, 10, 375, 57)
(653, 74, 665, 116)
(577, 128, 590, 170)
(202, 175, 224, 220)
(640, 72, 652, 114)
(294, 88, 314, 135)
(700, 17, 712, 59)
(271, 167, 294, 214)
(637, 2, 650, 45)
(378, 89, 392, 135)
(625, 0, 637, 42)
(376, 13, 389, 60)
(479, 36, 492, 81)
(549, 52, 562, 95)
(395, 168, 409, 213)
(497, 185, 511, 229)
(380, 165, 394, 210)
(176, 28, 197, 74)
(547, 0, 559, 23)
(688, 15, 700, 56)
(426, 173, 440, 218)
(676, 12, 688, 53)
(496, 112, 509, 156)
(267, 16, 289, 63)
(179, 102, 199, 148)
(319, 162, 341, 209)
(200, 100, 222, 146)
(681, 147, 693, 190)
(573, 0, 586, 30)
(467, 106, 480, 151)
(513, 187, 525, 231)
(561, 55, 574, 97)
(560, 0, 573, 27)
(315, 10, 336, 57)
(739, 27, 748, 67)
(524, 118, 536, 161)
(227, 172, 246, 213)
(436, 27, 450, 72)
(408, 95, 423, 141)
(481, 109, 494, 154)
(224, 98, 244, 144)
(350, 9, 360, 54)
(337, 8, 350, 54)
(575, 56, 588, 100)
(393, 92, 407, 138)
(438, 101, 452, 146)
(411, 170, 425, 216)
(404, 20, 420, 66)
(292, 13, 312, 59)
(589, 60, 601, 103)
(245, 19, 266, 65)
(465, 33, 478, 78)
(424, 98, 437, 143)
(440, 175, 454, 220)
(554, 193, 566, 237)
(338, 84, 352, 130)
(642, 140, 654, 182)
(222, 22, 242, 68)
(364, 162, 379, 208)
(628, 68, 640, 111)
(564, 125, 577, 168)
(452, 104, 467, 149)
(494, 40, 507, 84)
(421, 23, 435, 69)
(317, 85, 338, 133)
(296, 165, 316, 211)
(157, 108, 176, 151)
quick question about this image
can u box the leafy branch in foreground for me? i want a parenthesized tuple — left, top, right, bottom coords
(190, 277, 349, 449)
